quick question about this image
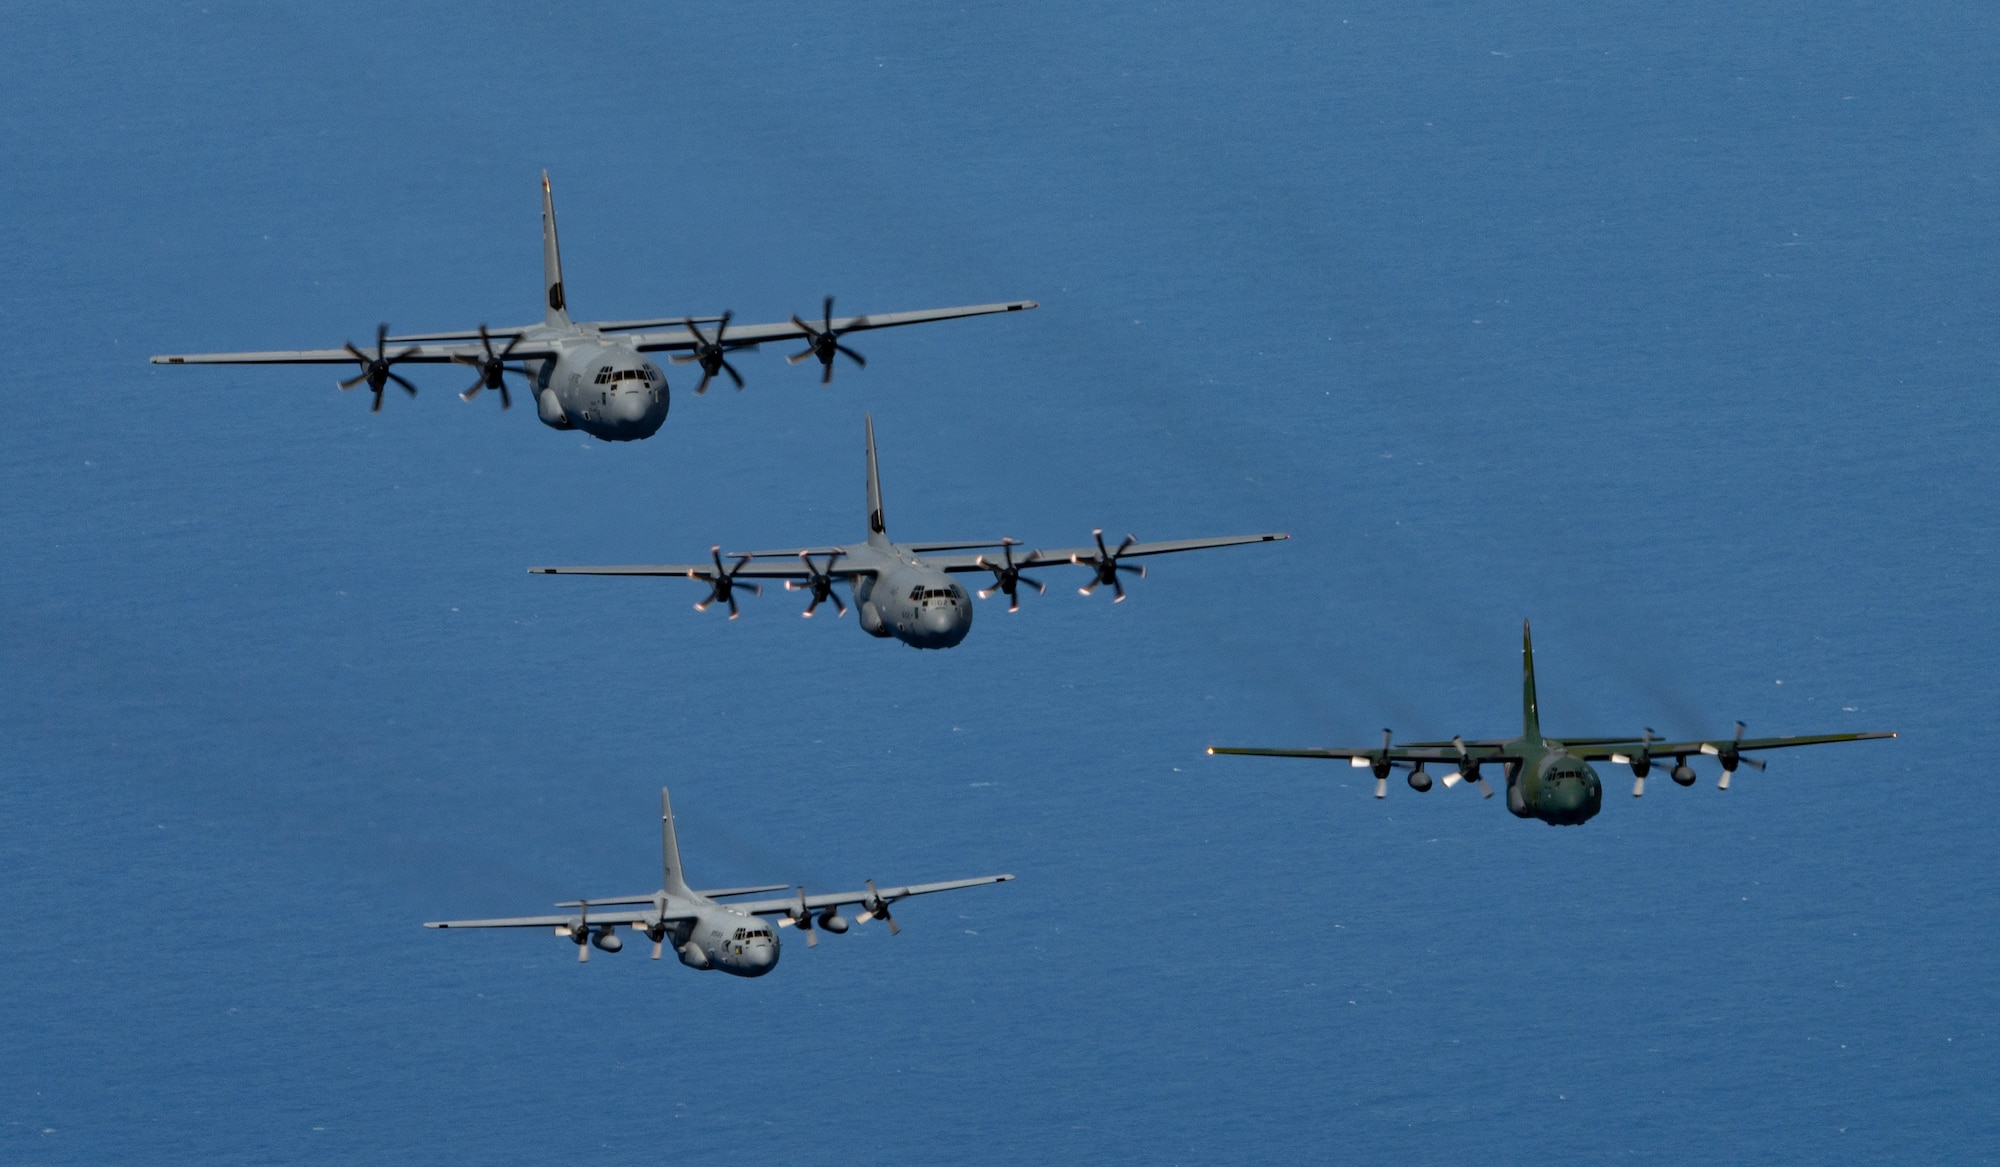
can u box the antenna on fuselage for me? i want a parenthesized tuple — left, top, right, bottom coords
(1522, 619, 1542, 742)
(864, 413, 890, 549)
(541, 170, 571, 329)
(659, 787, 692, 898)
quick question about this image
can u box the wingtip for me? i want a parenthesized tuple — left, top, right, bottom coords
(1205, 747, 1216, 754)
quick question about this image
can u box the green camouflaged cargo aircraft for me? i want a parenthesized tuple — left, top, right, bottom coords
(1208, 621, 1894, 826)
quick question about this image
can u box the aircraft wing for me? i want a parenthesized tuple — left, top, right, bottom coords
(1562, 731, 1896, 761)
(151, 339, 559, 366)
(425, 906, 691, 930)
(1207, 743, 1516, 764)
(922, 532, 1290, 573)
(726, 874, 1014, 917)
(529, 558, 863, 580)
(622, 301, 1038, 354)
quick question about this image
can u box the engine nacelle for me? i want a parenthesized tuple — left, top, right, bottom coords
(1407, 766, 1432, 793)
(1671, 762, 1697, 786)
(857, 601, 892, 639)
(677, 940, 710, 970)
(590, 928, 622, 953)
(819, 911, 850, 934)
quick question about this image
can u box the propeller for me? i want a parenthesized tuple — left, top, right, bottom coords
(1704, 721, 1766, 790)
(855, 879, 900, 935)
(975, 539, 1045, 612)
(1072, 530, 1146, 601)
(784, 551, 847, 618)
(670, 311, 744, 394)
(564, 900, 592, 962)
(1439, 735, 1495, 797)
(787, 296, 867, 384)
(689, 546, 762, 619)
(452, 323, 525, 408)
(338, 323, 420, 412)
(1348, 728, 1396, 799)
(642, 893, 669, 960)
(780, 887, 818, 947)
(1612, 728, 1660, 797)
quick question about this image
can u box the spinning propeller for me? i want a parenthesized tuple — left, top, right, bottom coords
(785, 552, 847, 617)
(1437, 735, 1495, 797)
(788, 296, 867, 384)
(855, 880, 900, 935)
(1073, 530, 1145, 601)
(671, 312, 745, 394)
(689, 546, 761, 619)
(1612, 728, 1660, 797)
(782, 888, 818, 947)
(975, 540, 1045, 612)
(452, 324, 526, 408)
(1703, 721, 1765, 789)
(338, 323, 419, 412)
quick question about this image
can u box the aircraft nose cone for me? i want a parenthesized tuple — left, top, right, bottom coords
(742, 943, 777, 976)
(607, 389, 649, 423)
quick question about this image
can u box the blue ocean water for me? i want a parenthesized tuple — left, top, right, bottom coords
(2, 2, 1994, 1162)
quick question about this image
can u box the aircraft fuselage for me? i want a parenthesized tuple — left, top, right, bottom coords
(1504, 741, 1605, 826)
(851, 553, 975, 649)
(672, 905, 781, 977)
(522, 337, 669, 442)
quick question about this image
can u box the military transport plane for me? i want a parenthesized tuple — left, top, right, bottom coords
(426, 788, 1012, 974)
(150, 172, 1036, 442)
(1208, 621, 1894, 826)
(529, 414, 1288, 649)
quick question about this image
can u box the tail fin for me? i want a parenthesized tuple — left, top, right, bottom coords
(540, 171, 571, 328)
(660, 787, 693, 897)
(864, 414, 890, 549)
(1521, 619, 1542, 742)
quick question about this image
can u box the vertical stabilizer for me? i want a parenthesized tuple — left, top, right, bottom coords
(864, 414, 890, 549)
(659, 787, 693, 897)
(541, 171, 571, 329)
(1521, 619, 1543, 742)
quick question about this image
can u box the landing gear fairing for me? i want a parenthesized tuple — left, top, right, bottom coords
(150, 173, 1037, 443)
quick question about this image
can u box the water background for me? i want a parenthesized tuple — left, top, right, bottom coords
(2, 3, 1994, 1163)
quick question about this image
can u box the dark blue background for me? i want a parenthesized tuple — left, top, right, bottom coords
(3, 3, 1992, 1163)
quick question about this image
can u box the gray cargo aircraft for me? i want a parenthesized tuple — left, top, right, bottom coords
(427, 788, 1012, 974)
(530, 415, 1289, 648)
(150, 173, 1036, 442)
(1208, 620, 1895, 826)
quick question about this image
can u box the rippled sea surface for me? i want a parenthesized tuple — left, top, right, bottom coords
(2, 3, 1994, 1163)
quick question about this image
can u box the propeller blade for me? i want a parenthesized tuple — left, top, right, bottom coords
(821, 360, 834, 385)
(387, 372, 417, 397)
(651, 937, 663, 960)
(370, 387, 385, 413)
(1633, 775, 1646, 797)
(338, 371, 369, 390)
(1741, 755, 1767, 771)
(836, 343, 866, 368)
(695, 370, 714, 395)
(722, 360, 744, 389)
